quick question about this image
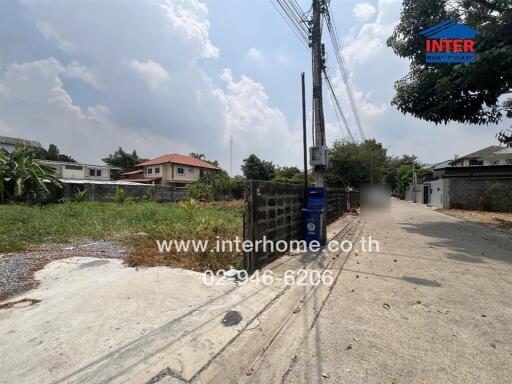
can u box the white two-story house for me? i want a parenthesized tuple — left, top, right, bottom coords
(39, 160, 117, 181)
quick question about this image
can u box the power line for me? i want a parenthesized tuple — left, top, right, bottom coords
(271, 0, 309, 48)
(324, 70, 355, 142)
(324, 2, 366, 141)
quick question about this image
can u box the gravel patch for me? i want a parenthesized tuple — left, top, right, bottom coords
(0, 240, 130, 301)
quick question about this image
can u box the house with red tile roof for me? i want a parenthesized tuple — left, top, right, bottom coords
(120, 154, 220, 186)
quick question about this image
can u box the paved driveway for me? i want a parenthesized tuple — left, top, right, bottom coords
(284, 199, 512, 384)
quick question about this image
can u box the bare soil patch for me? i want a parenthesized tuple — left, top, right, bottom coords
(439, 209, 512, 230)
(125, 235, 242, 272)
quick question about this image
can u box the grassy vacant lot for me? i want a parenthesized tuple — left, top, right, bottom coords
(0, 201, 243, 270)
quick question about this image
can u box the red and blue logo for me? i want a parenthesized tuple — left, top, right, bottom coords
(419, 20, 479, 63)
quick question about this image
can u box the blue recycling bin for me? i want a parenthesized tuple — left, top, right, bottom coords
(305, 187, 326, 209)
(303, 187, 326, 244)
(302, 208, 323, 244)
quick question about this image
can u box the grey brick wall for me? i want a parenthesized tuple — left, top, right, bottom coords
(243, 181, 360, 271)
(449, 178, 512, 211)
(61, 183, 189, 203)
(243, 181, 304, 271)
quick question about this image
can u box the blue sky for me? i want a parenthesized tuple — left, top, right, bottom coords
(0, 0, 506, 174)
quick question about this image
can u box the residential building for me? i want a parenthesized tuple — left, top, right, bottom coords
(481, 148, 512, 165)
(39, 160, 118, 181)
(121, 154, 220, 186)
(0, 135, 42, 153)
(405, 145, 512, 210)
(450, 145, 503, 167)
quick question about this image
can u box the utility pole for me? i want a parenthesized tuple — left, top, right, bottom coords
(308, 0, 328, 244)
(309, 0, 327, 187)
(412, 163, 416, 203)
(301, 72, 308, 187)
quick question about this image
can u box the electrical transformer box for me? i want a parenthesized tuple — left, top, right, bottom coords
(309, 145, 328, 167)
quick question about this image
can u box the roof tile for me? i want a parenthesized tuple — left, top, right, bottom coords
(138, 154, 219, 170)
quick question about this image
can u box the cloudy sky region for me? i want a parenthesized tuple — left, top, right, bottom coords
(0, 0, 507, 174)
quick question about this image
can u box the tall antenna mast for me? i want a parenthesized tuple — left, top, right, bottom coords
(230, 132, 233, 177)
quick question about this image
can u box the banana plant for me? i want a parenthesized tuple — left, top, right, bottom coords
(1, 142, 62, 204)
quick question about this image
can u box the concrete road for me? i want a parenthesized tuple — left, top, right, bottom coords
(280, 199, 512, 384)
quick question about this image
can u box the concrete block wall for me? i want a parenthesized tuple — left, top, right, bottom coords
(61, 183, 189, 203)
(243, 181, 360, 271)
(449, 178, 512, 211)
(244, 181, 304, 271)
(326, 189, 359, 222)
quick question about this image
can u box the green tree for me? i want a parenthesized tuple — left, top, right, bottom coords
(241, 154, 276, 181)
(497, 127, 512, 147)
(326, 139, 388, 188)
(33, 143, 76, 163)
(230, 175, 246, 199)
(273, 166, 304, 184)
(387, 0, 512, 143)
(189, 171, 233, 201)
(385, 154, 421, 193)
(103, 147, 146, 179)
(396, 165, 431, 198)
(189, 152, 205, 160)
(47, 144, 60, 160)
(0, 143, 62, 204)
(190, 152, 221, 168)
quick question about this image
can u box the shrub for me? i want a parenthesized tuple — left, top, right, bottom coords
(189, 172, 244, 201)
(111, 187, 133, 204)
(143, 188, 155, 202)
(73, 188, 87, 202)
(479, 182, 512, 212)
(230, 175, 246, 199)
(179, 198, 198, 219)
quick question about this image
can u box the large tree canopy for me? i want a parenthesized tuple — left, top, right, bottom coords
(326, 139, 389, 188)
(241, 154, 276, 181)
(102, 147, 146, 179)
(33, 143, 77, 163)
(387, 0, 512, 136)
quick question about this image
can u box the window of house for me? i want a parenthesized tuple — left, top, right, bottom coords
(469, 159, 483, 166)
(96, 169, 102, 177)
(147, 168, 153, 175)
(65, 165, 83, 170)
(154, 167, 160, 174)
(177, 167, 185, 175)
(189, 167, 195, 173)
(89, 169, 95, 176)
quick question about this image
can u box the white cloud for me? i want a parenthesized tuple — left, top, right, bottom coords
(342, 0, 401, 67)
(37, 22, 75, 53)
(217, 69, 302, 168)
(245, 48, 264, 64)
(353, 2, 377, 21)
(4, 0, 227, 165)
(62, 61, 101, 89)
(160, 0, 219, 58)
(129, 59, 170, 89)
(0, 58, 192, 164)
